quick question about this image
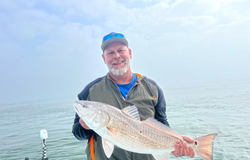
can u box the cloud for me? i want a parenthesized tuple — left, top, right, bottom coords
(0, 9, 62, 41)
(36, 23, 103, 56)
(0, 0, 34, 10)
(64, 8, 77, 17)
(119, 0, 250, 87)
(0, 0, 249, 103)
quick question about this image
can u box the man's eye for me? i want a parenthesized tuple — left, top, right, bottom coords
(108, 52, 114, 54)
(118, 50, 123, 52)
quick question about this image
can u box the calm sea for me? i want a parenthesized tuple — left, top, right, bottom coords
(0, 81, 249, 160)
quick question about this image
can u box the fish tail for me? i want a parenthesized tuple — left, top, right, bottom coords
(193, 133, 218, 160)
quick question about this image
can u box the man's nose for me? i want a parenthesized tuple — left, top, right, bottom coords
(114, 52, 121, 59)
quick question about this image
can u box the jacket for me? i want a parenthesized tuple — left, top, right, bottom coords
(72, 73, 170, 160)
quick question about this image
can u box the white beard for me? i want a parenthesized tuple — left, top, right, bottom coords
(107, 59, 130, 76)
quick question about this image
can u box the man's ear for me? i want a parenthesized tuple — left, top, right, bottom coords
(129, 48, 132, 59)
(102, 53, 106, 64)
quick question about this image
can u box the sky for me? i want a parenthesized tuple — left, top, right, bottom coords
(0, 0, 249, 104)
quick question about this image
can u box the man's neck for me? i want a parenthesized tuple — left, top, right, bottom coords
(109, 69, 133, 84)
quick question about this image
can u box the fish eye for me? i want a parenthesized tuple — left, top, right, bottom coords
(195, 141, 198, 145)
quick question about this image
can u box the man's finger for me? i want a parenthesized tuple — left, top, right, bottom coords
(183, 142, 189, 156)
(179, 142, 184, 156)
(189, 147, 195, 158)
(182, 135, 195, 143)
(172, 142, 180, 157)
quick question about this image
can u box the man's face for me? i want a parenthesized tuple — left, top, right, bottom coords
(102, 42, 132, 76)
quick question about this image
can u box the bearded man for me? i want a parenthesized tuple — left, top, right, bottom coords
(72, 32, 195, 160)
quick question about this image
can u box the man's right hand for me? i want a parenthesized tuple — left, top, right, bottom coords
(79, 119, 91, 130)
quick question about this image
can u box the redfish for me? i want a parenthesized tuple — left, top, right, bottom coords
(74, 100, 217, 160)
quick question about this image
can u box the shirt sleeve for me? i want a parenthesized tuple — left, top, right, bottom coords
(144, 78, 170, 127)
(154, 86, 170, 127)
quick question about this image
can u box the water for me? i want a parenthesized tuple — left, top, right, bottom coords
(0, 81, 249, 160)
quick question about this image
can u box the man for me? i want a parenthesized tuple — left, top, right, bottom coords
(72, 32, 195, 160)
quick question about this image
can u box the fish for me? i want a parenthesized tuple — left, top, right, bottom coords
(74, 100, 218, 160)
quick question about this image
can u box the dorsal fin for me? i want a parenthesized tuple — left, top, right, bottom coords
(142, 117, 183, 141)
(121, 105, 141, 121)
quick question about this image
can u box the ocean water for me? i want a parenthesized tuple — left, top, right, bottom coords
(0, 81, 249, 160)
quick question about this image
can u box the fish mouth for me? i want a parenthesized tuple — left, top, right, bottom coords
(74, 101, 86, 117)
(74, 104, 80, 112)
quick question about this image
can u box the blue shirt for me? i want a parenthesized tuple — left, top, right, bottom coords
(116, 73, 137, 99)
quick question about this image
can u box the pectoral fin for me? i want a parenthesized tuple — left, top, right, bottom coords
(102, 138, 114, 158)
(152, 153, 170, 160)
(107, 127, 120, 144)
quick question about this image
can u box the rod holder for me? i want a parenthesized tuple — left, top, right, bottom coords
(40, 129, 49, 160)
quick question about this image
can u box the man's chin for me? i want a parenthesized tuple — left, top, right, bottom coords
(108, 62, 130, 76)
(109, 68, 128, 76)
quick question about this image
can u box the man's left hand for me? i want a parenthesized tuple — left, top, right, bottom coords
(172, 135, 195, 158)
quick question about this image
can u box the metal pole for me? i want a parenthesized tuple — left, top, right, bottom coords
(42, 139, 48, 160)
(40, 129, 49, 160)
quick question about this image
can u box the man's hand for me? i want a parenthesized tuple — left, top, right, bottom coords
(172, 135, 195, 158)
(79, 119, 91, 130)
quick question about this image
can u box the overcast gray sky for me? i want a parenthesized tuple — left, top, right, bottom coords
(0, 0, 249, 104)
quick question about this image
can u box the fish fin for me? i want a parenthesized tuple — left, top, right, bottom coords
(142, 117, 183, 141)
(102, 138, 114, 158)
(106, 127, 120, 144)
(121, 105, 141, 121)
(152, 153, 170, 160)
(193, 133, 218, 160)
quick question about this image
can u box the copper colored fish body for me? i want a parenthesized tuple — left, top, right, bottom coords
(74, 100, 217, 160)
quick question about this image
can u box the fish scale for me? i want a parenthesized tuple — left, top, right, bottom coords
(95, 104, 180, 153)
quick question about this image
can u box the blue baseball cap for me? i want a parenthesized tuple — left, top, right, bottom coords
(101, 32, 129, 51)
